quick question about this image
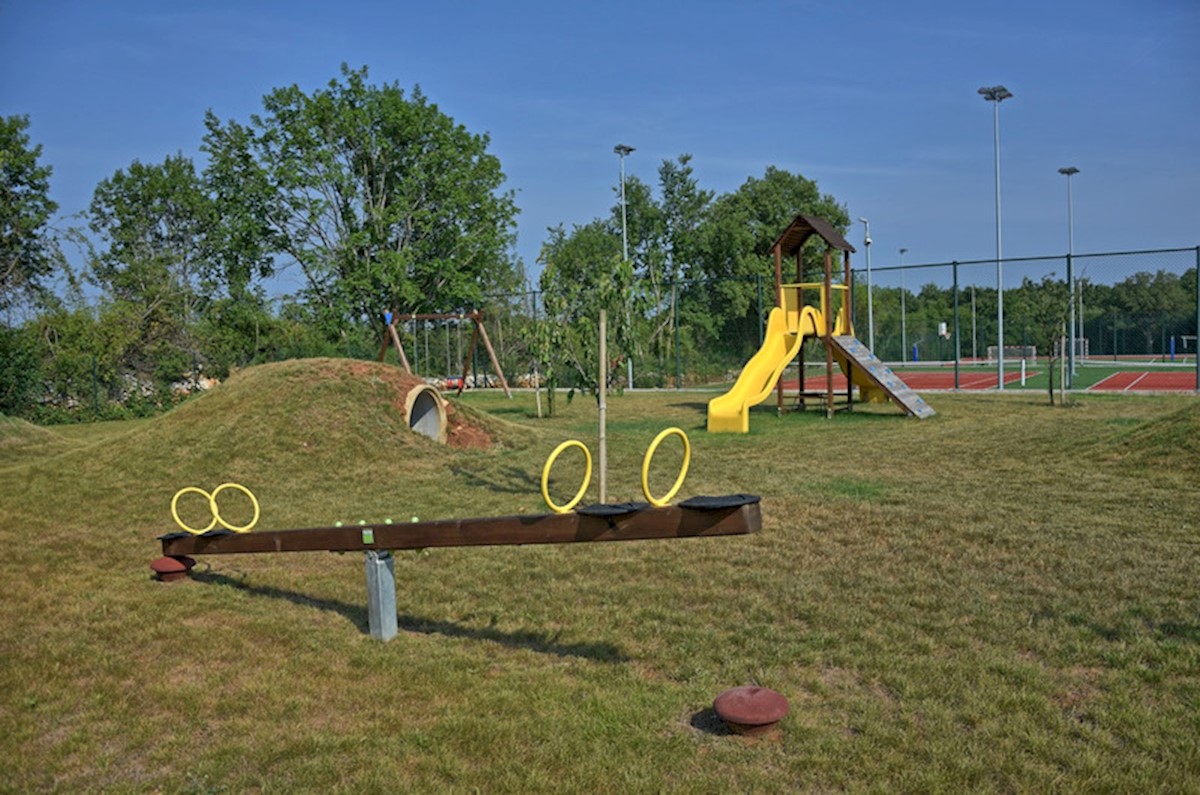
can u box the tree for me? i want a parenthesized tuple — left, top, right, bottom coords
(86, 153, 212, 382)
(202, 64, 521, 339)
(1, 115, 59, 312)
(536, 221, 634, 403)
(685, 167, 849, 363)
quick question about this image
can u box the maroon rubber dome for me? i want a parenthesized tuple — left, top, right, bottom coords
(713, 686, 789, 735)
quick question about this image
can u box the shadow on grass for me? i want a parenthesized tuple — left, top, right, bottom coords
(688, 707, 734, 736)
(450, 464, 539, 495)
(396, 614, 628, 662)
(668, 401, 709, 412)
(191, 570, 627, 661)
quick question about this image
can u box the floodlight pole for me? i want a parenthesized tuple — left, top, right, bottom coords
(859, 217, 874, 351)
(899, 247, 908, 362)
(980, 85, 1012, 389)
(1059, 166, 1079, 385)
(615, 144, 635, 391)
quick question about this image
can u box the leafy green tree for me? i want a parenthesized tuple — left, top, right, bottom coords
(1, 115, 59, 311)
(86, 153, 212, 383)
(202, 64, 520, 339)
(536, 221, 634, 401)
(1017, 275, 1070, 404)
(685, 167, 849, 363)
(625, 156, 713, 382)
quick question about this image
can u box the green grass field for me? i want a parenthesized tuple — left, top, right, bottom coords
(2, 358, 1199, 792)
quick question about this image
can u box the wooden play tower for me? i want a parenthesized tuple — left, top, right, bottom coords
(706, 213, 934, 432)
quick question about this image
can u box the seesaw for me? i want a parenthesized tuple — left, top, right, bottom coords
(153, 428, 761, 641)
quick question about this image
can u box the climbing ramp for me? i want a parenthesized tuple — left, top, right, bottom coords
(830, 336, 935, 419)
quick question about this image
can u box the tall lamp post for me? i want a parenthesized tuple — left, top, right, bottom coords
(614, 144, 635, 390)
(899, 247, 908, 362)
(859, 218, 874, 352)
(1059, 166, 1079, 385)
(979, 85, 1013, 389)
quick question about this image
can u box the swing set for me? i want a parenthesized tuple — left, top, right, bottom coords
(378, 310, 512, 398)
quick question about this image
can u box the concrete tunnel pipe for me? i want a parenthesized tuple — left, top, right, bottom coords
(404, 384, 447, 444)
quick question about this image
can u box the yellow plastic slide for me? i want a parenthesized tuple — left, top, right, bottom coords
(707, 305, 819, 433)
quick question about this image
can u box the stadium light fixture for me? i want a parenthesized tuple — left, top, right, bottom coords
(1059, 166, 1080, 383)
(979, 85, 1013, 388)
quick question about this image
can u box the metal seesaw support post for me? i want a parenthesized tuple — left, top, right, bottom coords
(364, 550, 398, 641)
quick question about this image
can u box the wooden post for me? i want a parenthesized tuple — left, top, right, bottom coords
(774, 243, 784, 415)
(598, 309, 607, 504)
(824, 248, 834, 419)
(843, 249, 853, 410)
(474, 316, 512, 398)
(389, 322, 412, 374)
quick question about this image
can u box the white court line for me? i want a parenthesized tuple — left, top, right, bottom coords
(1123, 372, 1149, 391)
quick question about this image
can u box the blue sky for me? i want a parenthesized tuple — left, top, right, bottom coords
(2, 0, 1197, 295)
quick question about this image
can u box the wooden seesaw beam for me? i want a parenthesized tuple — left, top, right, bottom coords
(155, 497, 761, 641)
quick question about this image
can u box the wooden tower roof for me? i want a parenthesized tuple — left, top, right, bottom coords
(769, 213, 856, 256)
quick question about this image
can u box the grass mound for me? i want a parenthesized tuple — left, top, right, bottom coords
(1115, 400, 1200, 472)
(0, 414, 74, 467)
(30, 358, 533, 534)
(100, 357, 516, 467)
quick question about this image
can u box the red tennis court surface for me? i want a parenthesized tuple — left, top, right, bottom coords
(1089, 371, 1198, 392)
(780, 369, 1196, 392)
(781, 370, 1028, 392)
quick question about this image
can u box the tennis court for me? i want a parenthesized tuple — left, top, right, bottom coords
(781, 364, 1197, 394)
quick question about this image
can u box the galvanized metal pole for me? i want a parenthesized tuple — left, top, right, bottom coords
(899, 248, 908, 362)
(980, 86, 1013, 389)
(993, 98, 1005, 390)
(364, 550, 397, 641)
(953, 262, 961, 390)
(1060, 166, 1079, 385)
(615, 144, 635, 391)
(1195, 246, 1199, 394)
(860, 218, 874, 351)
(673, 283, 682, 389)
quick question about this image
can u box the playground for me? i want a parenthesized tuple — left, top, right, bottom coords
(2, 356, 1199, 791)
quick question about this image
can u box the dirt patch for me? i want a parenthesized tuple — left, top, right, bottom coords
(445, 401, 494, 450)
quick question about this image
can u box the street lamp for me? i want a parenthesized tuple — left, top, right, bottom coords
(899, 247, 908, 362)
(614, 144, 635, 262)
(859, 217, 874, 352)
(979, 84, 1013, 389)
(614, 144, 635, 390)
(1059, 166, 1079, 384)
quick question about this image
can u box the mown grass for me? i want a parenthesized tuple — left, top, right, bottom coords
(2, 360, 1198, 792)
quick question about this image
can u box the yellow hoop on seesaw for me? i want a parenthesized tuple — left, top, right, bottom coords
(541, 440, 593, 514)
(539, 428, 691, 513)
(171, 482, 260, 534)
(641, 427, 691, 507)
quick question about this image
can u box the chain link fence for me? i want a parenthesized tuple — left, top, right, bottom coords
(851, 247, 1198, 366)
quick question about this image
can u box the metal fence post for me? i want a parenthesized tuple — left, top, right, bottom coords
(953, 262, 960, 390)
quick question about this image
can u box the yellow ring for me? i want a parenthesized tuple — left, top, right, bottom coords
(541, 440, 592, 514)
(171, 487, 218, 535)
(641, 427, 691, 507)
(210, 482, 260, 533)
